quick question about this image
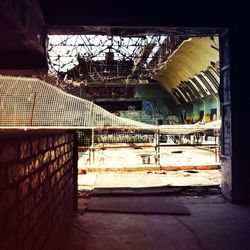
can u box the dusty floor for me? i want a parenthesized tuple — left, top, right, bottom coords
(67, 196, 250, 250)
(78, 145, 220, 170)
(65, 171, 250, 250)
(78, 170, 221, 190)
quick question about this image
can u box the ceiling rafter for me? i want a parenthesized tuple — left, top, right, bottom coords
(48, 34, 184, 83)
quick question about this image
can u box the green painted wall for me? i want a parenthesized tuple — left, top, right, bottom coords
(184, 94, 220, 123)
(119, 84, 181, 124)
(76, 83, 181, 125)
(71, 84, 220, 125)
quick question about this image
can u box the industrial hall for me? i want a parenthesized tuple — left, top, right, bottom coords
(0, 1, 249, 250)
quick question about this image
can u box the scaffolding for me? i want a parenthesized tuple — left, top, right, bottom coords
(77, 127, 221, 168)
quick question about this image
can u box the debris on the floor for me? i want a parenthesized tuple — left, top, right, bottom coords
(184, 170, 199, 173)
(79, 169, 87, 174)
(147, 170, 167, 174)
(171, 150, 183, 154)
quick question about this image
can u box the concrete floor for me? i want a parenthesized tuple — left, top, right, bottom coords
(78, 170, 221, 190)
(78, 145, 219, 170)
(66, 172, 250, 250)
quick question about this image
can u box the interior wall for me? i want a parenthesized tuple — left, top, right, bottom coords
(2, 0, 249, 203)
(184, 95, 220, 123)
(226, 26, 250, 203)
(120, 84, 180, 124)
(0, 130, 78, 250)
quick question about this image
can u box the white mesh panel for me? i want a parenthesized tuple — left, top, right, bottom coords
(0, 75, 220, 134)
(0, 75, 150, 127)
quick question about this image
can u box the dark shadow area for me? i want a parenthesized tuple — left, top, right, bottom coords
(77, 185, 222, 216)
(89, 185, 221, 197)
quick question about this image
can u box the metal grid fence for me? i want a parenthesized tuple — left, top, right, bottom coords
(0, 75, 221, 136)
(0, 75, 148, 127)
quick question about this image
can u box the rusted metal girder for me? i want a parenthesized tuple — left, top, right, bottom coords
(129, 43, 156, 79)
(47, 26, 221, 37)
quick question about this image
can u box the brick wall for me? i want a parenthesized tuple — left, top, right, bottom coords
(0, 130, 78, 250)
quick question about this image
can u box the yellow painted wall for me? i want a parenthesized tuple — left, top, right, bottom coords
(153, 37, 219, 91)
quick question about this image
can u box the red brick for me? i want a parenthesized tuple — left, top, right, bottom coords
(50, 174, 57, 188)
(5, 204, 24, 233)
(50, 149, 56, 160)
(39, 168, 47, 184)
(43, 179, 50, 194)
(68, 142, 72, 151)
(35, 186, 43, 205)
(47, 136, 53, 149)
(23, 193, 34, 216)
(16, 216, 30, 244)
(31, 139, 40, 155)
(46, 192, 53, 207)
(32, 218, 42, 242)
(42, 239, 53, 250)
(65, 133, 69, 142)
(43, 151, 51, 164)
(62, 155, 66, 164)
(56, 171, 61, 182)
(29, 158, 36, 173)
(22, 160, 30, 177)
(64, 153, 68, 163)
(36, 226, 49, 250)
(58, 135, 65, 145)
(54, 135, 60, 147)
(0, 233, 18, 250)
(0, 168, 6, 190)
(48, 163, 54, 175)
(64, 143, 68, 152)
(22, 229, 36, 250)
(0, 143, 19, 164)
(20, 141, 31, 160)
(52, 188, 58, 201)
(47, 201, 54, 217)
(40, 138, 47, 151)
(30, 172, 39, 189)
(18, 178, 30, 200)
(0, 215, 7, 240)
(34, 154, 44, 170)
(2, 133, 75, 250)
(0, 187, 17, 213)
(36, 215, 44, 234)
(29, 208, 39, 229)
(69, 150, 73, 158)
(60, 145, 65, 155)
(69, 134, 74, 141)
(60, 167, 65, 177)
(53, 159, 59, 171)
(8, 163, 22, 184)
(57, 179, 63, 192)
(58, 157, 63, 167)
(55, 147, 61, 158)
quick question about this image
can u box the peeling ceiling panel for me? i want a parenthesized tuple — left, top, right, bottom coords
(153, 37, 219, 91)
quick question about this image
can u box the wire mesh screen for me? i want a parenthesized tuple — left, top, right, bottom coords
(77, 129, 155, 146)
(94, 130, 155, 144)
(0, 75, 149, 127)
(0, 75, 221, 134)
